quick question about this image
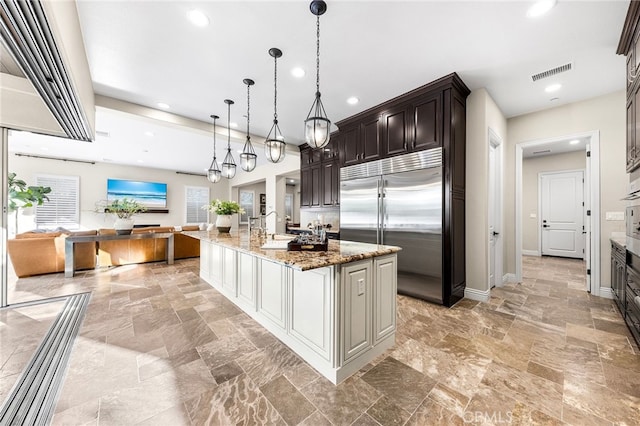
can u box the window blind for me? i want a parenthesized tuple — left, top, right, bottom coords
(185, 186, 209, 224)
(35, 174, 79, 229)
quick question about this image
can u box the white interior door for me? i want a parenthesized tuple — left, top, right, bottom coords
(488, 133, 503, 288)
(540, 170, 584, 259)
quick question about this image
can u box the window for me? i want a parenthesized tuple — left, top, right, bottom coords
(35, 174, 79, 229)
(185, 186, 210, 224)
(239, 190, 254, 224)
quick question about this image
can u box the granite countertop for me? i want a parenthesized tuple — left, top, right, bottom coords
(611, 233, 626, 248)
(183, 230, 400, 271)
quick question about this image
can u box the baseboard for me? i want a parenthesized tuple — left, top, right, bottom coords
(598, 287, 614, 299)
(522, 250, 540, 256)
(464, 287, 491, 303)
(503, 273, 517, 284)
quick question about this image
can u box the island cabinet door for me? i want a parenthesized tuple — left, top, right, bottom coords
(373, 255, 397, 344)
(199, 241, 211, 282)
(221, 247, 237, 297)
(258, 259, 289, 330)
(237, 252, 257, 310)
(341, 260, 372, 364)
(290, 267, 334, 361)
(209, 244, 225, 288)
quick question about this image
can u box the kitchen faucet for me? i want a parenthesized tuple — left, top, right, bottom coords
(248, 211, 279, 238)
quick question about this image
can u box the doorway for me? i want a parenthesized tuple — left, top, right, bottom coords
(489, 129, 503, 288)
(515, 131, 600, 295)
(539, 170, 585, 259)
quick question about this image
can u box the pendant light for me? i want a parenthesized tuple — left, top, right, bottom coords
(206, 114, 221, 183)
(265, 48, 286, 163)
(304, 0, 331, 149)
(240, 78, 257, 172)
(221, 99, 237, 179)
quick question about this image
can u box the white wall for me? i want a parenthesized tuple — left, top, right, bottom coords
(507, 90, 626, 288)
(8, 154, 229, 232)
(522, 151, 586, 253)
(465, 88, 508, 293)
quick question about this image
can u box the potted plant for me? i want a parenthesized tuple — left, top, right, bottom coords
(8, 172, 51, 235)
(103, 198, 147, 234)
(203, 199, 244, 233)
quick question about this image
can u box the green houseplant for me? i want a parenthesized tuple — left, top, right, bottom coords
(203, 199, 244, 233)
(8, 172, 51, 235)
(102, 198, 147, 234)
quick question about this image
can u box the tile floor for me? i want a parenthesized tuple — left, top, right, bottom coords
(1, 255, 639, 425)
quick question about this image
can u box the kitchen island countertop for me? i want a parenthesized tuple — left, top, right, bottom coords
(183, 230, 400, 271)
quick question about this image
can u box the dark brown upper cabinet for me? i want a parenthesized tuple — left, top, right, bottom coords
(340, 125, 362, 167)
(412, 92, 442, 151)
(618, 1, 640, 172)
(382, 104, 409, 157)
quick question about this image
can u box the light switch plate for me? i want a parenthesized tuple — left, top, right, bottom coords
(530, 213, 537, 218)
(357, 279, 365, 296)
(605, 211, 625, 221)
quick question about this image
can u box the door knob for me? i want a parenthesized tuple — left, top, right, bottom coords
(543, 224, 550, 228)
(492, 231, 499, 236)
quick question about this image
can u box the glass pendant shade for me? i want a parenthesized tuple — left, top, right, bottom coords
(222, 99, 236, 179)
(305, 1, 331, 149)
(207, 114, 222, 183)
(304, 92, 331, 148)
(221, 149, 236, 179)
(240, 138, 257, 172)
(266, 47, 286, 163)
(240, 78, 257, 172)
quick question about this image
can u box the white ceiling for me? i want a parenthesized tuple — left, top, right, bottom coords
(6, 0, 631, 175)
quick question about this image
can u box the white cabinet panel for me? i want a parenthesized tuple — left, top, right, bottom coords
(258, 259, 288, 329)
(209, 244, 223, 287)
(222, 247, 237, 296)
(237, 252, 257, 310)
(374, 255, 397, 343)
(342, 260, 372, 363)
(199, 241, 211, 282)
(290, 267, 333, 360)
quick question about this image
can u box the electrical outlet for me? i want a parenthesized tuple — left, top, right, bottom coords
(357, 279, 365, 296)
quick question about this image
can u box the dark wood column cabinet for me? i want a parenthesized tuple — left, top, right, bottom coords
(617, 1, 640, 172)
(299, 136, 341, 209)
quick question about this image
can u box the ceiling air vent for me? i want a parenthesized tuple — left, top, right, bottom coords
(532, 149, 552, 155)
(96, 130, 110, 138)
(531, 62, 573, 82)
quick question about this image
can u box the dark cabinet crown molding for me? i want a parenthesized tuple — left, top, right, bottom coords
(335, 72, 470, 129)
(617, 1, 640, 55)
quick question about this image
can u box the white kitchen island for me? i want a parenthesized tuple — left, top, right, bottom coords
(184, 230, 400, 385)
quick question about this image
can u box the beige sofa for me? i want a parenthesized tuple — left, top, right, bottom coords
(8, 230, 97, 278)
(8, 225, 201, 277)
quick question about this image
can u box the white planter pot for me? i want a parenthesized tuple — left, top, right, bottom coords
(215, 214, 232, 233)
(114, 218, 134, 235)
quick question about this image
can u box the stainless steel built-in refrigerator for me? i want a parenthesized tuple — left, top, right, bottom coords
(340, 148, 443, 303)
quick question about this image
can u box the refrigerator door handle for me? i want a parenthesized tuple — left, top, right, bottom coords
(379, 178, 385, 245)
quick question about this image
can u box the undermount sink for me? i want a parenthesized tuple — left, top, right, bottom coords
(260, 236, 294, 250)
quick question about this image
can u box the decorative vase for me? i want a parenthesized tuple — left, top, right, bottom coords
(215, 214, 232, 233)
(114, 218, 134, 235)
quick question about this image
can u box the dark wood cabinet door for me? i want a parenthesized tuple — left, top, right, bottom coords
(300, 168, 311, 207)
(412, 93, 442, 150)
(382, 106, 408, 157)
(310, 164, 322, 207)
(322, 161, 339, 206)
(628, 95, 635, 171)
(323, 136, 339, 161)
(341, 126, 361, 167)
(361, 115, 382, 162)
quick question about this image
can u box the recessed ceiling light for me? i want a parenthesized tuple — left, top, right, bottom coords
(230, 122, 238, 128)
(527, 0, 556, 18)
(291, 67, 305, 78)
(545, 83, 562, 93)
(570, 139, 580, 145)
(187, 9, 209, 27)
(144, 131, 154, 137)
(347, 96, 359, 105)
(157, 102, 170, 109)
